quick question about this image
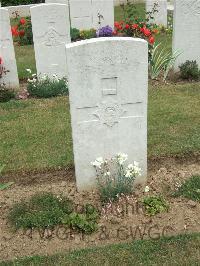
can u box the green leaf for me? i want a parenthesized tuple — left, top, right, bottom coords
(0, 182, 14, 191)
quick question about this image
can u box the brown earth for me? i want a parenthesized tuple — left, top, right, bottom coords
(0, 156, 200, 262)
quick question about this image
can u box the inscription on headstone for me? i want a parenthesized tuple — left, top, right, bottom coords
(31, 4, 71, 78)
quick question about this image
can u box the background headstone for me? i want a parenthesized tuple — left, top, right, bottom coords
(0, 8, 19, 88)
(69, 0, 114, 30)
(66, 37, 148, 191)
(45, 0, 67, 3)
(173, 0, 200, 70)
(146, 0, 168, 26)
(30, 3, 71, 79)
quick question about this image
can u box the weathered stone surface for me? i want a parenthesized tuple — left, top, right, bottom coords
(146, 0, 167, 26)
(30, 3, 71, 78)
(69, 0, 114, 29)
(173, 0, 200, 70)
(45, 0, 67, 4)
(66, 37, 148, 190)
(0, 8, 19, 88)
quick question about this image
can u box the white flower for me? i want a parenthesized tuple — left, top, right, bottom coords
(127, 164, 134, 170)
(104, 171, 110, 176)
(125, 170, 132, 178)
(144, 186, 150, 193)
(116, 153, 128, 165)
(26, 68, 32, 73)
(32, 73, 37, 77)
(126, 161, 141, 176)
(133, 161, 139, 167)
(91, 157, 104, 169)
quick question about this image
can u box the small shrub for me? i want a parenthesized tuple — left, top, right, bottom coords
(179, 60, 200, 81)
(96, 25, 113, 37)
(27, 71, 68, 98)
(8, 192, 99, 233)
(92, 153, 141, 203)
(143, 196, 169, 216)
(174, 176, 200, 202)
(70, 28, 80, 42)
(149, 43, 181, 81)
(62, 207, 99, 234)
(11, 17, 33, 46)
(2, 0, 44, 6)
(80, 28, 96, 40)
(0, 86, 15, 103)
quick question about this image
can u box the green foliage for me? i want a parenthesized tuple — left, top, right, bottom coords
(149, 43, 181, 81)
(179, 60, 200, 81)
(80, 29, 96, 40)
(143, 196, 169, 216)
(0, 86, 15, 103)
(0, 164, 5, 175)
(1, 0, 44, 6)
(62, 209, 99, 234)
(8, 193, 99, 233)
(119, 0, 146, 23)
(174, 176, 200, 201)
(99, 179, 134, 203)
(27, 76, 68, 98)
(70, 28, 80, 42)
(11, 16, 33, 46)
(0, 182, 14, 191)
(19, 18, 33, 46)
(94, 155, 140, 203)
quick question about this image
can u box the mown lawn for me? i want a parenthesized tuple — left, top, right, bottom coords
(1, 233, 200, 265)
(0, 83, 200, 173)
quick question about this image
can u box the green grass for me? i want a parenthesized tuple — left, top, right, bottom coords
(1, 233, 200, 265)
(114, 2, 146, 22)
(174, 175, 200, 201)
(0, 83, 200, 173)
(0, 97, 73, 172)
(15, 45, 36, 80)
(148, 83, 200, 157)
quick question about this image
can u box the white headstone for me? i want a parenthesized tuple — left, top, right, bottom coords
(45, 0, 67, 3)
(146, 0, 167, 26)
(30, 4, 71, 79)
(173, 0, 200, 70)
(69, 0, 114, 30)
(0, 8, 19, 88)
(66, 37, 148, 191)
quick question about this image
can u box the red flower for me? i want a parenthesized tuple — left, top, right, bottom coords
(152, 28, 158, 34)
(0, 57, 3, 65)
(143, 28, 151, 37)
(114, 21, 119, 27)
(113, 30, 117, 35)
(125, 24, 130, 29)
(140, 27, 144, 33)
(20, 18, 26, 25)
(132, 24, 138, 29)
(11, 26, 19, 37)
(149, 36, 155, 45)
(19, 30, 25, 37)
(114, 21, 123, 30)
